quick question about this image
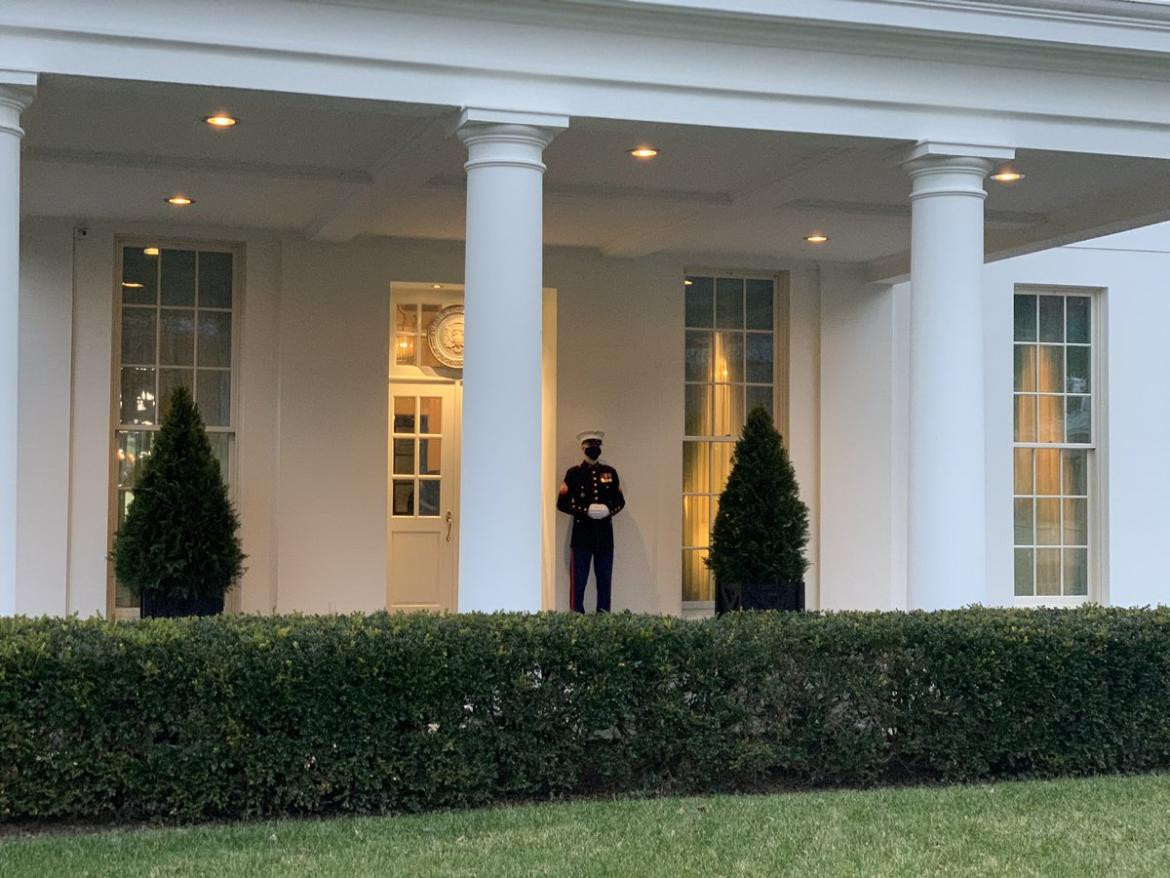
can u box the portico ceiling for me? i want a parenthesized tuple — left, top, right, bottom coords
(19, 76, 1170, 277)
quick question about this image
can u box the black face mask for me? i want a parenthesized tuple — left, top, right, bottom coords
(583, 445, 602, 461)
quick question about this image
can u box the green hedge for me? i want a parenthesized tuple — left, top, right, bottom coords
(2, 608, 1170, 821)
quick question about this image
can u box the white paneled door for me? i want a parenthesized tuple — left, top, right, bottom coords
(388, 383, 460, 612)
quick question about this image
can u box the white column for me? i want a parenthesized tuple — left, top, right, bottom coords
(454, 108, 567, 612)
(900, 141, 1013, 610)
(0, 73, 34, 616)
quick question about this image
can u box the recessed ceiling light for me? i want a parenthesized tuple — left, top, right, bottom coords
(432, 284, 442, 289)
(683, 279, 694, 286)
(627, 147, 660, 160)
(122, 282, 145, 289)
(804, 233, 829, 244)
(990, 166, 1025, 184)
(143, 247, 160, 256)
(203, 114, 239, 128)
(166, 195, 194, 206)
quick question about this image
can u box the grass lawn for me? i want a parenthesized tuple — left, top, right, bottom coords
(4, 774, 1170, 877)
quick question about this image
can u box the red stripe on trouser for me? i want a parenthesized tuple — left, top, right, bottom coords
(569, 549, 576, 611)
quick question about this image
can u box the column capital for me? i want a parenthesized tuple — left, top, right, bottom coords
(899, 142, 1014, 201)
(0, 71, 37, 140)
(452, 108, 569, 173)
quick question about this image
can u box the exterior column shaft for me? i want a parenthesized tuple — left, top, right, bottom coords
(0, 75, 33, 616)
(454, 109, 566, 612)
(902, 142, 1010, 610)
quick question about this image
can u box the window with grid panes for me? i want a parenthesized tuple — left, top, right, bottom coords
(113, 243, 237, 612)
(683, 275, 776, 604)
(1013, 291, 1094, 599)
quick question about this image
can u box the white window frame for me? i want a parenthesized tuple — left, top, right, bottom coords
(1012, 285, 1106, 608)
(107, 237, 244, 620)
(681, 269, 789, 618)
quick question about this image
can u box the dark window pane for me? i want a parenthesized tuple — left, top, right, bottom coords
(1013, 294, 1036, 342)
(393, 438, 414, 475)
(121, 308, 156, 364)
(392, 480, 414, 517)
(685, 277, 713, 328)
(1062, 450, 1088, 496)
(746, 385, 773, 421)
(746, 333, 773, 383)
(119, 367, 156, 425)
(1038, 296, 1063, 343)
(1066, 296, 1090, 344)
(161, 249, 196, 307)
(685, 331, 712, 383)
(122, 247, 158, 305)
(197, 312, 233, 368)
(1014, 548, 1034, 596)
(419, 480, 440, 517)
(159, 309, 195, 366)
(715, 278, 744, 329)
(1066, 396, 1091, 444)
(745, 279, 773, 330)
(196, 370, 231, 427)
(1066, 345, 1090, 394)
(198, 251, 233, 309)
(158, 369, 193, 414)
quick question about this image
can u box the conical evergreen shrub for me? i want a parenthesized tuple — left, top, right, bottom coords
(112, 385, 244, 614)
(708, 406, 809, 593)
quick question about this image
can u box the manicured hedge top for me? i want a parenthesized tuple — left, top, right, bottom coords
(2, 608, 1169, 822)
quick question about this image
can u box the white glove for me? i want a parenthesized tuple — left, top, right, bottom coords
(587, 503, 610, 520)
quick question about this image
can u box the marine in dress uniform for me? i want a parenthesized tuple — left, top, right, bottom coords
(557, 431, 625, 613)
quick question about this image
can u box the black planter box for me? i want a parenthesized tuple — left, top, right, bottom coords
(716, 580, 804, 615)
(140, 592, 225, 619)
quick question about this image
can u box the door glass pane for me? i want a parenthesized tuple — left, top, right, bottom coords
(685, 277, 713, 328)
(1014, 548, 1034, 596)
(1014, 498, 1034, 545)
(197, 251, 233, 309)
(1036, 499, 1061, 546)
(419, 397, 442, 434)
(682, 441, 708, 494)
(715, 278, 744, 329)
(393, 439, 414, 475)
(683, 495, 710, 548)
(745, 279, 773, 330)
(1036, 548, 1062, 595)
(1036, 346, 1063, 393)
(1037, 396, 1064, 443)
(1014, 395, 1036, 442)
(122, 247, 158, 305)
(1013, 345, 1036, 392)
(393, 397, 416, 433)
(160, 249, 196, 307)
(196, 370, 231, 427)
(158, 369, 193, 413)
(685, 384, 712, 437)
(1066, 346, 1090, 394)
(1066, 297, 1090, 344)
(120, 367, 156, 425)
(1062, 450, 1088, 496)
(713, 385, 744, 437)
(392, 480, 415, 516)
(1066, 396, 1091, 444)
(121, 308, 156, 364)
(159, 310, 195, 366)
(1064, 548, 1088, 596)
(746, 385, 773, 420)
(418, 439, 441, 475)
(1063, 498, 1088, 546)
(1013, 448, 1033, 495)
(685, 331, 712, 383)
(418, 480, 440, 517)
(1038, 296, 1063, 342)
(713, 332, 744, 383)
(746, 333, 773, 383)
(197, 312, 233, 367)
(1035, 449, 1061, 495)
(682, 549, 710, 602)
(1013, 294, 1036, 342)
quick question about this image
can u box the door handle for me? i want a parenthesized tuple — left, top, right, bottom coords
(445, 511, 453, 542)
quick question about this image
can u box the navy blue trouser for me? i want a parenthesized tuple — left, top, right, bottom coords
(570, 548, 613, 613)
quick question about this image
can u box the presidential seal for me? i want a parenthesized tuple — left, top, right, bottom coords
(427, 304, 465, 368)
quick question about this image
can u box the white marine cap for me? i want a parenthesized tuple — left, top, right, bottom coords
(575, 430, 605, 445)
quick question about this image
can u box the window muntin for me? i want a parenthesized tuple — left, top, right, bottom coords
(112, 244, 237, 613)
(1013, 292, 1093, 599)
(682, 275, 776, 604)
